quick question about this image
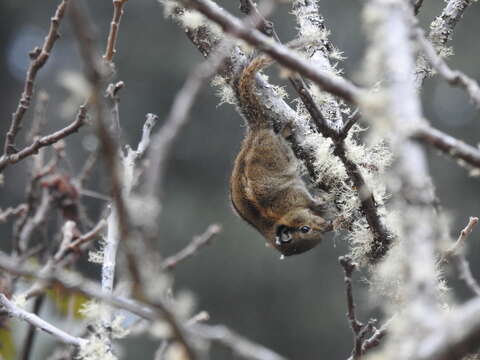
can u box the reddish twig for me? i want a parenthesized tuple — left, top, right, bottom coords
(4, 0, 69, 156)
(103, 0, 129, 62)
(0, 106, 87, 173)
(339, 256, 386, 359)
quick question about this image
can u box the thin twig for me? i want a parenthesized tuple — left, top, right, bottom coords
(4, 0, 69, 157)
(0, 204, 28, 223)
(67, 219, 106, 253)
(443, 217, 480, 297)
(103, 0, 129, 62)
(23, 218, 103, 297)
(0, 293, 87, 347)
(413, 125, 480, 170)
(0, 106, 87, 173)
(415, 28, 480, 108)
(162, 224, 222, 270)
(361, 326, 387, 354)
(340, 255, 386, 359)
(20, 295, 45, 360)
(340, 256, 362, 359)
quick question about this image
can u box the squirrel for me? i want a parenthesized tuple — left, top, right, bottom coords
(230, 56, 333, 257)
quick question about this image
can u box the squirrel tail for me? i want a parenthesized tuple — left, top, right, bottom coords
(237, 56, 273, 129)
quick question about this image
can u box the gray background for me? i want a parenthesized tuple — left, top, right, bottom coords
(1, 0, 479, 358)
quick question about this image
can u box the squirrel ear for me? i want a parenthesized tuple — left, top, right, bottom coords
(275, 225, 292, 245)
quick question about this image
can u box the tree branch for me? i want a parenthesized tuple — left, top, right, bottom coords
(162, 224, 221, 270)
(429, 0, 475, 48)
(0, 293, 87, 347)
(181, 0, 362, 103)
(103, 0, 129, 62)
(413, 125, 480, 170)
(0, 106, 87, 173)
(3, 0, 69, 157)
(443, 216, 480, 297)
(415, 28, 480, 108)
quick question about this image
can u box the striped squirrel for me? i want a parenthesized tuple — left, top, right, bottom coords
(230, 57, 333, 256)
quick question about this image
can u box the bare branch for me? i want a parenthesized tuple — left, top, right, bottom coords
(0, 293, 87, 347)
(162, 224, 222, 271)
(3, 0, 69, 157)
(415, 28, 480, 108)
(413, 125, 480, 170)
(67, 218, 106, 253)
(22, 219, 105, 300)
(0, 106, 87, 173)
(103, 0, 129, 62)
(0, 204, 27, 223)
(340, 255, 386, 359)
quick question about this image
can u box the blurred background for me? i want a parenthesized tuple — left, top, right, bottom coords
(1, 0, 479, 359)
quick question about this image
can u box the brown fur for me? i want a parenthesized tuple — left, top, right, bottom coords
(230, 58, 332, 256)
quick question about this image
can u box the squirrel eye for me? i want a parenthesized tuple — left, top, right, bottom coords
(300, 226, 311, 233)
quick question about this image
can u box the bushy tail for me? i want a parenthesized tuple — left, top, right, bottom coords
(237, 56, 272, 129)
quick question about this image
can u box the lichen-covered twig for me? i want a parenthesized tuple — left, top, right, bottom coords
(290, 0, 391, 261)
(416, 0, 476, 85)
(162, 224, 221, 270)
(415, 28, 480, 108)
(443, 217, 480, 297)
(429, 0, 475, 48)
(3, 0, 69, 158)
(181, 0, 362, 103)
(0, 293, 87, 347)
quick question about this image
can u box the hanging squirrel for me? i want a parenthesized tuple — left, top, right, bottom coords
(230, 56, 333, 256)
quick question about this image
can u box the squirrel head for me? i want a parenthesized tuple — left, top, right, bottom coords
(273, 208, 332, 256)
